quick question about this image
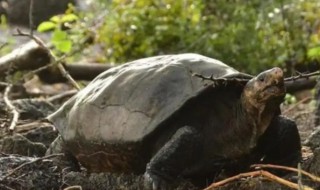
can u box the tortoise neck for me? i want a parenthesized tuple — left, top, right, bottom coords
(239, 94, 278, 137)
(236, 97, 259, 148)
(239, 95, 259, 123)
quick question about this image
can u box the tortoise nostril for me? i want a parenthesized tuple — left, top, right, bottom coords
(273, 67, 283, 76)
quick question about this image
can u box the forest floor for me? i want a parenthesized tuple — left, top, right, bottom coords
(0, 77, 319, 190)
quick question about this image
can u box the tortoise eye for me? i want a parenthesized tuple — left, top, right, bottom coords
(258, 75, 265, 82)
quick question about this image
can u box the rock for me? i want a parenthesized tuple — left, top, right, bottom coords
(0, 134, 46, 156)
(22, 124, 58, 147)
(0, 99, 56, 120)
(305, 148, 320, 176)
(304, 126, 320, 150)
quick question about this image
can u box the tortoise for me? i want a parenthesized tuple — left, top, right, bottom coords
(47, 53, 301, 189)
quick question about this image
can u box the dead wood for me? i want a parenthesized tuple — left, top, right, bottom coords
(0, 42, 317, 92)
(47, 89, 77, 103)
(285, 78, 317, 93)
(37, 62, 113, 83)
(13, 29, 81, 90)
(283, 96, 313, 115)
(252, 164, 320, 183)
(0, 41, 51, 77)
(204, 170, 314, 190)
(193, 71, 319, 93)
(3, 84, 20, 131)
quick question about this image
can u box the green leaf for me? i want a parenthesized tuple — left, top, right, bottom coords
(51, 30, 72, 53)
(50, 15, 61, 23)
(307, 47, 320, 59)
(37, 21, 57, 32)
(52, 30, 68, 41)
(52, 40, 72, 53)
(61, 14, 78, 23)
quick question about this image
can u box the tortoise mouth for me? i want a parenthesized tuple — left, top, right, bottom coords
(264, 85, 285, 96)
(259, 82, 285, 102)
(264, 82, 285, 94)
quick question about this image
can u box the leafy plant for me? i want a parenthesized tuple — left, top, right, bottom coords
(37, 4, 79, 54)
(95, 0, 320, 74)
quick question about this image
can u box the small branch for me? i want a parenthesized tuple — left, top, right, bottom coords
(57, 62, 81, 90)
(193, 70, 320, 83)
(284, 71, 320, 82)
(13, 29, 81, 90)
(298, 163, 303, 190)
(282, 96, 312, 115)
(0, 184, 15, 190)
(3, 84, 20, 131)
(0, 42, 8, 50)
(64, 185, 83, 190)
(13, 28, 46, 48)
(1, 154, 64, 181)
(204, 171, 262, 189)
(47, 89, 78, 103)
(252, 164, 320, 183)
(29, 0, 34, 35)
(204, 170, 314, 190)
(0, 82, 9, 87)
(192, 72, 249, 83)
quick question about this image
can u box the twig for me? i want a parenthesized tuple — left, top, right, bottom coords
(0, 184, 15, 190)
(57, 62, 81, 90)
(0, 82, 9, 86)
(1, 153, 63, 181)
(284, 71, 320, 82)
(0, 42, 8, 50)
(282, 96, 312, 115)
(298, 163, 303, 190)
(64, 185, 83, 190)
(204, 170, 313, 190)
(29, 0, 34, 35)
(13, 29, 81, 90)
(47, 89, 78, 103)
(193, 70, 320, 84)
(3, 84, 20, 131)
(13, 28, 46, 48)
(252, 164, 320, 183)
(192, 72, 249, 83)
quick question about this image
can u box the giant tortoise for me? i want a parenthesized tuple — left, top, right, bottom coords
(48, 53, 301, 189)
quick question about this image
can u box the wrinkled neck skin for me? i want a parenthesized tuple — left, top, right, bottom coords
(239, 94, 278, 146)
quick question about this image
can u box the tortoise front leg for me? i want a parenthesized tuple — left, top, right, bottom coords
(144, 126, 202, 190)
(256, 116, 302, 167)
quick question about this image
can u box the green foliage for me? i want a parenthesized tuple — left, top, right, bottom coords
(95, 0, 320, 73)
(98, 0, 204, 63)
(37, 5, 79, 54)
(284, 93, 297, 105)
(51, 30, 72, 53)
(0, 15, 8, 29)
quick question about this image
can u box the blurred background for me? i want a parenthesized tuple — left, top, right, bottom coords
(0, 0, 320, 75)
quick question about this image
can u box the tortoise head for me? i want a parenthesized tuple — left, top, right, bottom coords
(242, 67, 285, 110)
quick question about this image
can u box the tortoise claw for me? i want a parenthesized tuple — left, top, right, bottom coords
(144, 171, 170, 190)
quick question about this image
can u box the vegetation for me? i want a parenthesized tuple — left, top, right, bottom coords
(88, 0, 320, 74)
(29, 0, 320, 75)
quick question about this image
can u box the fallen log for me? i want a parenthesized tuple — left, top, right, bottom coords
(0, 42, 318, 92)
(37, 62, 113, 83)
(285, 78, 317, 94)
(0, 40, 112, 83)
(0, 41, 50, 77)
